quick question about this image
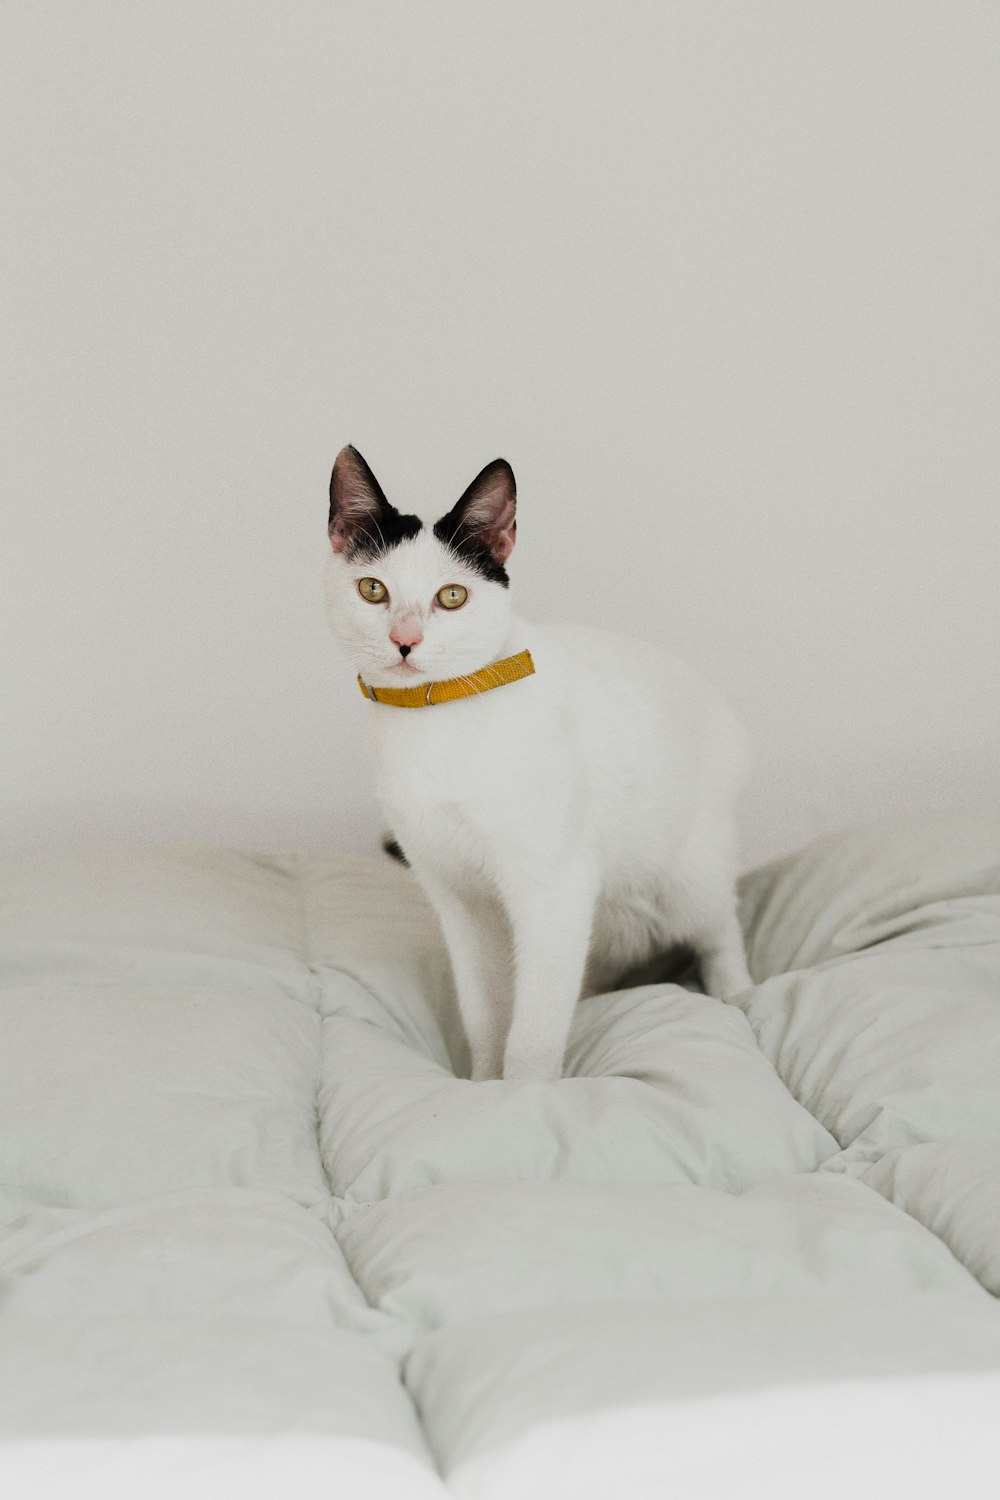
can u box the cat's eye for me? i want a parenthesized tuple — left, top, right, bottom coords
(358, 577, 388, 603)
(436, 584, 468, 610)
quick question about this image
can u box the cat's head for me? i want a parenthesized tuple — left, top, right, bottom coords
(324, 446, 517, 688)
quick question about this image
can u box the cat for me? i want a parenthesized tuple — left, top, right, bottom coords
(324, 445, 752, 1081)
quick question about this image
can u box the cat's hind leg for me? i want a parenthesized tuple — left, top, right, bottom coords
(668, 815, 752, 1000)
(694, 909, 752, 999)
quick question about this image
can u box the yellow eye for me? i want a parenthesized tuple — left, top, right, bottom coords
(358, 577, 387, 603)
(436, 584, 468, 610)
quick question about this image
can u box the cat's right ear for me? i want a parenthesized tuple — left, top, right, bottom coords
(435, 459, 517, 570)
(328, 445, 390, 554)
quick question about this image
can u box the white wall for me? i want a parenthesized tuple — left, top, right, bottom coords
(3, 1, 997, 870)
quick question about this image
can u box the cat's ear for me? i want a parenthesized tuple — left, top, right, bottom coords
(436, 459, 517, 569)
(328, 445, 393, 554)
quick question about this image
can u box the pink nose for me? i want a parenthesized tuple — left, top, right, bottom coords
(389, 627, 423, 652)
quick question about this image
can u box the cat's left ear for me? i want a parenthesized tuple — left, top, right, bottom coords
(436, 459, 517, 568)
(328, 445, 393, 554)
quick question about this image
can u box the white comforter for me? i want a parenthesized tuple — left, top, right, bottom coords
(1, 811, 999, 1497)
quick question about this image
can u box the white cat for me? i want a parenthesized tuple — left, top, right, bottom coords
(324, 446, 751, 1081)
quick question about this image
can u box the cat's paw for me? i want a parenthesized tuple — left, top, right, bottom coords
(502, 1049, 564, 1083)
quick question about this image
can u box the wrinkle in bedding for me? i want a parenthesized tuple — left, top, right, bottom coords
(1, 815, 999, 1496)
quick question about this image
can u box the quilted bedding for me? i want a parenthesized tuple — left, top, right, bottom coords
(1, 811, 999, 1498)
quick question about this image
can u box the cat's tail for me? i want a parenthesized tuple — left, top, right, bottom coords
(381, 833, 409, 867)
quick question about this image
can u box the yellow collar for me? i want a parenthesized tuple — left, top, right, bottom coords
(358, 648, 535, 708)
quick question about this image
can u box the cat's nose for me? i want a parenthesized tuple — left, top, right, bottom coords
(390, 626, 423, 654)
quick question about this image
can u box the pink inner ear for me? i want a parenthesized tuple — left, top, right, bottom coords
(478, 493, 515, 564)
(329, 516, 352, 553)
(492, 521, 516, 564)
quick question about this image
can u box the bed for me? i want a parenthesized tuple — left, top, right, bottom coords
(1, 810, 999, 1497)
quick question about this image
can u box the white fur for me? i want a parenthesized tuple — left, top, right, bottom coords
(324, 526, 751, 1082)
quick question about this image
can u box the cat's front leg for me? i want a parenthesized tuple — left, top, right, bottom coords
(499, 856, 599, 1082)
(415, 869, 509, 1081)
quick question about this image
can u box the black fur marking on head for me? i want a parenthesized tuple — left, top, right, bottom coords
(329, 446, 423, 562)
(348, 507, 423, 564)
(433, 523, 511, 586)
(432, 458, 516, 587)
